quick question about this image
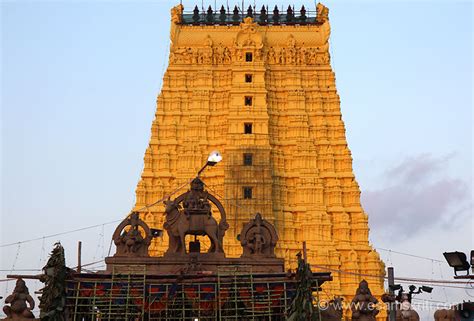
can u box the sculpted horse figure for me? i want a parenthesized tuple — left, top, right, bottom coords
(163, 199, 223, 254)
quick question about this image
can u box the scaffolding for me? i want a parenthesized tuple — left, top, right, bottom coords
(65, 265, 330, 321)
(69, 265, 147, 321)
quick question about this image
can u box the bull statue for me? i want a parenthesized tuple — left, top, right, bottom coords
(163, 177, 229, 255)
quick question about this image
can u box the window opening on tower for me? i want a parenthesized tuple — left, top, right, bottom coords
(243, 187, 253, 199)
(243, 153, 253, 166)
(244, 96, 253, 106)
(244, 123, 253, 134)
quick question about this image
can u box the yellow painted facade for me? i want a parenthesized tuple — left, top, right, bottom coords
(134, 3, 386, 317)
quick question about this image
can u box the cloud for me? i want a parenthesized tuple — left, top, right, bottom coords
(385, 153, 455, 185)
(361, 154, 471, 239)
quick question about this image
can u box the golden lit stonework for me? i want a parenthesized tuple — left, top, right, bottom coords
(134, 3, 385, 314)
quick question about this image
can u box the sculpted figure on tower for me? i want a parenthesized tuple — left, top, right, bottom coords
(2, 279, 36, 320)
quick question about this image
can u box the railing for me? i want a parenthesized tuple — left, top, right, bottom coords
(180, 7, 320, 25)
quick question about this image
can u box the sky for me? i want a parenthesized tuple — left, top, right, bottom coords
(1, 0, 473, 319)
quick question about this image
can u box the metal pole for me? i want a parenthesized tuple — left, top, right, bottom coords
(197, 162, 209, 176)
(388, 267, 396, 321)
(302, 241, 308, 263)
(77, 241, 82, 273)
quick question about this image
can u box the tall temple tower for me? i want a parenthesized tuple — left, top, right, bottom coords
(134, 2, 385, 309)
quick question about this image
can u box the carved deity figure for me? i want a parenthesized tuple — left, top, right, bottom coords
(287, 35, 296, 48)
(279, 47, 286, 64)
(255, 48, 262, 61)
(113, 212, 152, 257)
(397, 293, 420, 321)
(214, 44, 225, 64)
(163, 177, 229, 255)
(268, 47, 276, 63)
(170, 4, 183, 24)
(183, 178, 211, 214)
(287, 46, 296, 64)
(251, 229, 266, 254)
(239, 213, 278, 258)
(223, 47, 232, 63)
(2, 278, 36, 319)
(316, 3, 329, 24)
(351, 280, 379, 321)
(286, 35, 296, 64)
(382, 291, 420, 321)
(202, 35, 213, 64)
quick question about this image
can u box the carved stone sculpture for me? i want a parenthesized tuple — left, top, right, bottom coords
(320, 297, 344, 321)
(396, 293, 420, 321)
(113, 212, 152, 257)
(170, 4, 183, 24)
(351, 280, 379, 321)
(2, 278, 36, 320)
(239, 213, 278, 258)
(434, 309, 456, 321)
(163, 177, 229, 255)
(382, 292, 420, 321)
(316, 3, 329, 23)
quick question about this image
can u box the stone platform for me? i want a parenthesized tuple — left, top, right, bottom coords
(105, 253, 285, 275)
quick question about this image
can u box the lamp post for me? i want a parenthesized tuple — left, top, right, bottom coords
(387, 267, 397, 321)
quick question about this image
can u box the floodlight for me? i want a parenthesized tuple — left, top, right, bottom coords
(443, 251, 471, 276)
(421, 286, 433, 293)
(197, 151, 223, 176)
(389, 284, 402, 291)
(207, 151, 222, 165)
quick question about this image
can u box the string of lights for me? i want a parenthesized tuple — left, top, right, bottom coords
(0, 180, 450, 270)
(310, 263, 470, 289)
(0, 259, 106, 284)
(375, 247, 444, 263)
(0, 269, 42, 272)
(0, 178, 193, 249)
(0, 180, 463, 299)
(411, 298, 452, 305)
(0, 221, 121, 248)
(202, 182, 450, 267)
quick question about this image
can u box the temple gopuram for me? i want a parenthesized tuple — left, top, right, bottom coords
(2, 3, 391, 321)
(134, 1, 385, 309)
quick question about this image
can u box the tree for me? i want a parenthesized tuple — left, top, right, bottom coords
(39, 242, 67, 321)
(287, 252, 321, 321)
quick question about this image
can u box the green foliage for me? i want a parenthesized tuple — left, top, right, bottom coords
(39, 242, 67, 321)
(287, 253, 321, 321)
